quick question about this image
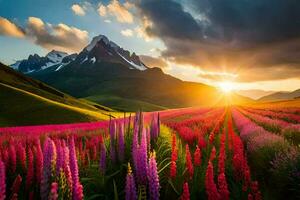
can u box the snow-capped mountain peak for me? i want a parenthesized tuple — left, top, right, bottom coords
(46, 50, 68, 63)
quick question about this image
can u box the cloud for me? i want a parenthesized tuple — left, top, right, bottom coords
(98, 4, 107, 17)
(140, 55, 168, 68)
(121, 29, 133, 37)
(26, 17, 89, 52)
(71, 4, 86, 16)
(98, 0, 134, 24)
(135, 0, 300, 82)
(0, 17, 25, 38)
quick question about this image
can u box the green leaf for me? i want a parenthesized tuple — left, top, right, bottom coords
(113, 179, 119, 200)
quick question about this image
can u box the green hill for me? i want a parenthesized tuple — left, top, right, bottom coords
(0, 62, 116, 127)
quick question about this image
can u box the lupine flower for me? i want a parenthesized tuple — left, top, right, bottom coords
(205, 161, 219, 200)
(41, 138, 57, 200)
(118, 124, 125, 162)
(170, 161, 177, 179)
(99, 135, 106, 174)
(209, 146, 216, 161)
(8, 144, 16, 173)
(218, 173, 229, 200)
(194, 145, 201, 166)
(148, 151, 160, 200)
(16, 143, 26, 170)
(125, 163, 137, 200)
(69, 137, 84, 200)
(35, 139, 43, 184)
(170, 134, 177, 178)
(109, 120, 116, 163)
(48, 182, 58, 200)
(0, 160, 5, 200)
(180, 182, 190, 200)
(136, 128, 148, 185)
(26, 148, 34, 191)
(185, 144, 194, 179)
(250, 181, 262, 200)
(10, 175, 22, 198)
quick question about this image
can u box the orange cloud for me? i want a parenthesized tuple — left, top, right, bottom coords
(0, 17, 25, 38)
(98, 0, 133, 24)
(71, 4, 86, 16)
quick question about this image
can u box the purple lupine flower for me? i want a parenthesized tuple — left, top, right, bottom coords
(132, 117, 139, 175)
(62, 143, 73, 197)
(99, 136, 106, 174)
(125, 163, 137, 200)
(41, 138, 57, 200)
(118, 123, 125, 162)
(148, 151, 160, 200)
(147, 128, 151, 152)
(136, 128, 148, 185)
(0, 160, 6, 200)
(56, 140, 63, 174)
(69, 137, 83, 200)
(110, 120, 116, 163)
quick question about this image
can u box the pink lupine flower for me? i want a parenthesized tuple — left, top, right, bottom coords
(8, 144, 16, 173)
(48, 182, 58, 200)
(41, 138, 57, 200)
(69, 137, 84, 200)
(11, 175, 22, 198)
(125, 163, 137, 200)
(147, 151, 160, 200)
(35, 139, 43, 184)
(26, 148, 34, 191)
(16, 143, 26, 170)
(0, 160, 6, 200)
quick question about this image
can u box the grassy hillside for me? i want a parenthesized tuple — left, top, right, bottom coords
(0, 62, 119, 127)
(84, 95, 168, 112)
(259, 89, 300, 102)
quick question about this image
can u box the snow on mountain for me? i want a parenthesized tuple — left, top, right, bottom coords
(117, 53, 147, 71)
(46, 50, 68, 63)
(11, 61, 21, 70)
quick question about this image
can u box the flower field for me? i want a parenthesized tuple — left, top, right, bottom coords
(0, 106, 299, 200)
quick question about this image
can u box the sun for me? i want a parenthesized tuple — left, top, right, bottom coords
(219, 81, 235, 93)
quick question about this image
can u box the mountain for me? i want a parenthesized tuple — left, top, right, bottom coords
(259, 89, 300, 102)
(11, 34, 253, 111)
(237, 89, 275, 100)
(11, 50, 77, 73)
(0, 62, 114, 126)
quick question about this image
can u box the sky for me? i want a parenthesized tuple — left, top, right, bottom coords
(0, 0, 300, 95)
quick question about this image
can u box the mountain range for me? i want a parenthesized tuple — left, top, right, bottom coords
(9, 34, 253, 112)
(258, 89, 300, 102)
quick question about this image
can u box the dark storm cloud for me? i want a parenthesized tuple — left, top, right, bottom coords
(136, 0, 300, 82)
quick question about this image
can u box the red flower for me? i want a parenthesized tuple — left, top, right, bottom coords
(185, 144, 194, 179)
(209, 146, 216, 162)
(205, 161, 219, 200)
(170, 161, 177, 179)
(218, 173, 229, 200)
(180, 182, 190, 200)
(194, 145, 201, 166)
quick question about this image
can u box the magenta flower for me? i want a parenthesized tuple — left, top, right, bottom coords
(48, 182, 58, 200)
(41, 138, 57, 200)
(35, 139, 43, 185)
(125, 163, 137, 200)
(0, 160, 6, 200)
(110, 120, 116, 163)
(8, 144, 16, 173)
(147, 151, 160, 200)
(26, 148, 34, 191)
(69, 137, 84, 200)
(118, 123, 125, 162)
(136, 128, 148, 185)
